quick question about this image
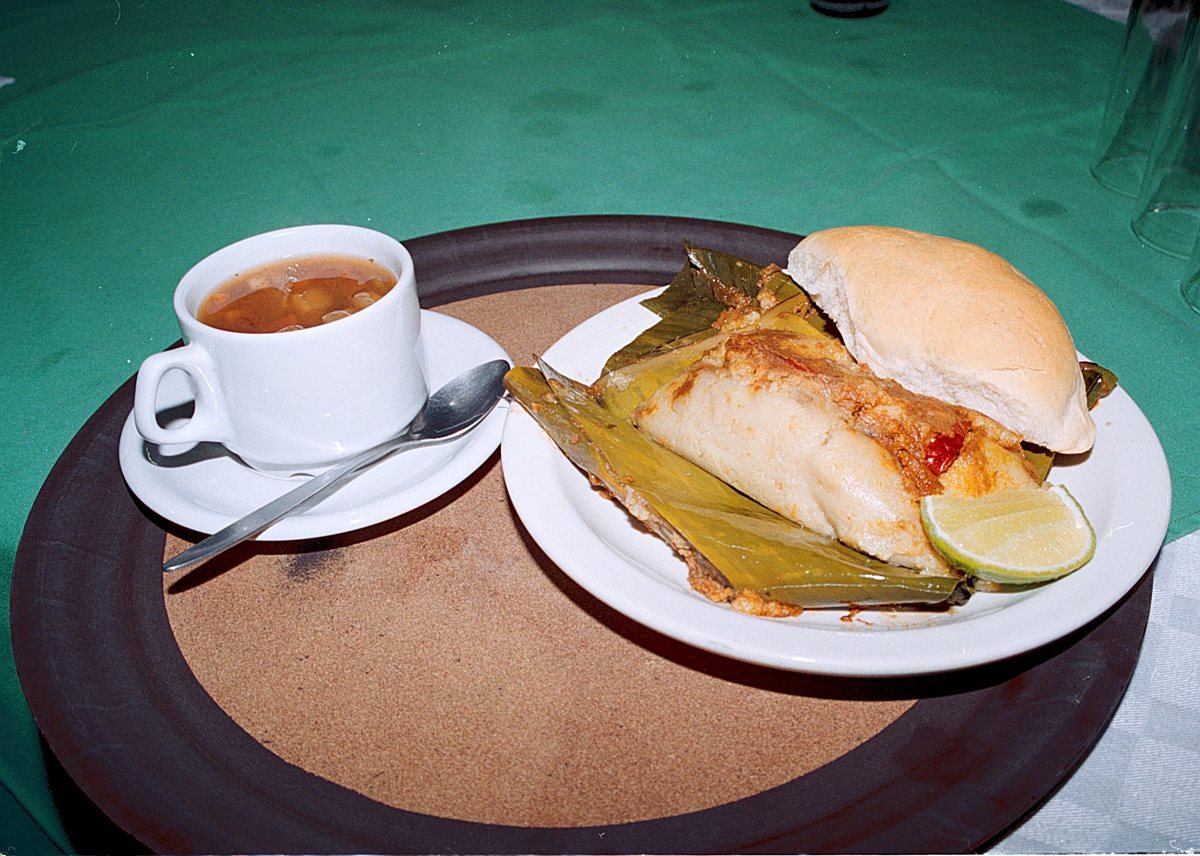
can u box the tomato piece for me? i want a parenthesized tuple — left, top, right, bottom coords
(924, 424, 967, 475)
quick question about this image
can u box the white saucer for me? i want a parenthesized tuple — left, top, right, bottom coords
(120, 311, 510, 540)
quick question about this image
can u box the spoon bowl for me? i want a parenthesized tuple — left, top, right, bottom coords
(406, 359, 511, 442)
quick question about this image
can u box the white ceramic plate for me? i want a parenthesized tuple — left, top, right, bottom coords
(501, 292, 1172, 677)
(120, 311, 509, 540)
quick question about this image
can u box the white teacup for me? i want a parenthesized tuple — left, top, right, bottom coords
(133, 224, 427, 474)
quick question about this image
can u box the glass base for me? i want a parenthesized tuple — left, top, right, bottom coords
(1182, 274, 1200, 315)
(1090, 155, 1144, 198)
(1131, 204, 1200, 259)
(810, 0, 889, 17)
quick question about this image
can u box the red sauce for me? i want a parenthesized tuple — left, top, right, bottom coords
(774, 353, 817, 374)
(924, 424, 968, 475)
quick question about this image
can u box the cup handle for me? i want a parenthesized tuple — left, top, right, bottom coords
(133, 344, 230, 446)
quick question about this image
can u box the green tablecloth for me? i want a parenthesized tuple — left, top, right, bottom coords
(3, 0, 1197, 851)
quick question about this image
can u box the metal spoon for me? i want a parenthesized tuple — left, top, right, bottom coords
(163, 359, 510, 573)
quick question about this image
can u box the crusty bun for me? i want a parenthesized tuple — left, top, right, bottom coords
(785, 226, 1094, 454)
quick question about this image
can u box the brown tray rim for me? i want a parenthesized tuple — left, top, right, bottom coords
(10, 214, 1152, 854)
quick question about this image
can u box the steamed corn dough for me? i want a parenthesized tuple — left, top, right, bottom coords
(633, 328, 1041, 575)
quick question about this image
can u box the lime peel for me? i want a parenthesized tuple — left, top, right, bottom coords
(920, 485, 1096, 584)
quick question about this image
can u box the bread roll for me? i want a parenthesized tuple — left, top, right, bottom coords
(785, 226, 1094, 453)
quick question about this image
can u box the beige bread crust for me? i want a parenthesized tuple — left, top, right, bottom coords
(785, 226, 1095, 454)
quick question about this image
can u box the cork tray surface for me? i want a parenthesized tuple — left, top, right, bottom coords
(164, 283, 914, 828)
(12, 216, 1153, 854)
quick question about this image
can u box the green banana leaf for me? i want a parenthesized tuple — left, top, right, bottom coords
(594, 246, 828, 419)
(600, 243, 826, 377)
(506, 362, 965, 609)
(1082, 361, 1119, 407)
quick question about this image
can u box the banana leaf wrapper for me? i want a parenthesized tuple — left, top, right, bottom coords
(505, 244, 1117, 610)
(601, 244, 1117, 482)
(600, 243, 827, 378)
(506, 362, 966, 609)
(595, 245, 830, 420)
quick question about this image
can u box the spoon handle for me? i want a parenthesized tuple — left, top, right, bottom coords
(162, 432, 419, 573)
(163, 359, 508, 574)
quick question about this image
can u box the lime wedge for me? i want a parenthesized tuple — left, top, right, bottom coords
(920, 485, 1096, 584)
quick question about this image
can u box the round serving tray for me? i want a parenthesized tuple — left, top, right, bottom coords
(11, 215, 1153, 853)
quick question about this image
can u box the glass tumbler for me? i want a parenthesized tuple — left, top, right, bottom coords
(1131, 3, 1200, 256)
(809, 0, 889, 17)
(1179, 234, 1200, 312)
(1092, 0, 1198, 197)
